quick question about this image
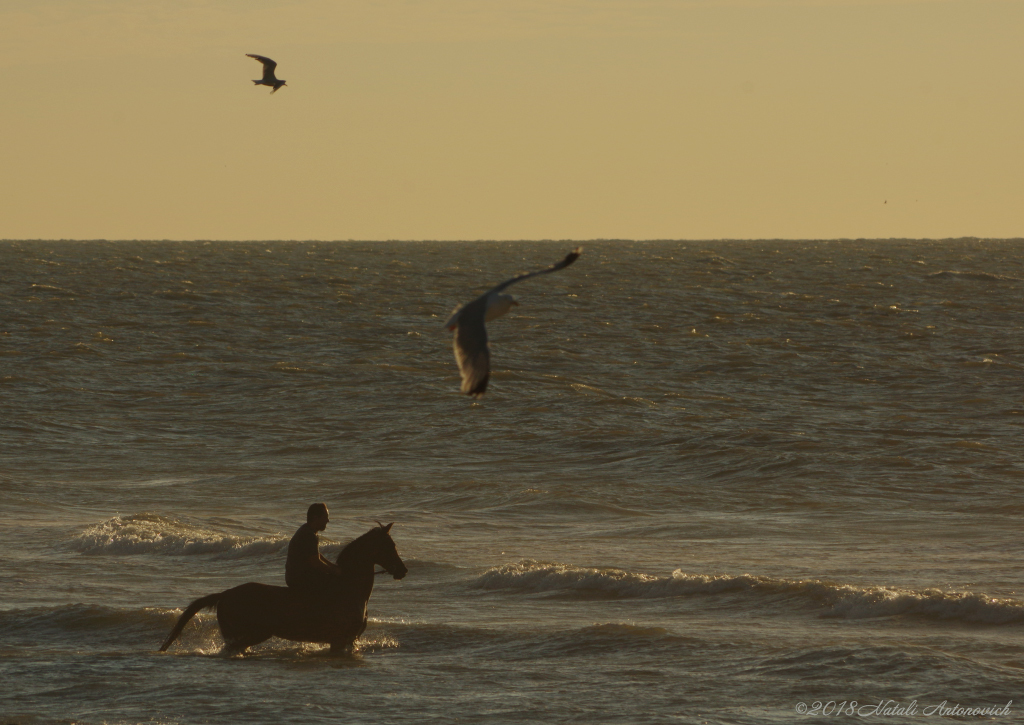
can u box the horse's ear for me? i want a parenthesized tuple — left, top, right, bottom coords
(384, 522, 394, 533)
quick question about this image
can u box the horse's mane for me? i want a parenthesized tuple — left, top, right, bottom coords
(337, 525, 385, 561)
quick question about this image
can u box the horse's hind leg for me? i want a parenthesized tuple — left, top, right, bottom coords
(329, 638, 356, 656)
(218, 607, 271, 655)
(219, 617, 270, 655)
(221, 633, 269, 656)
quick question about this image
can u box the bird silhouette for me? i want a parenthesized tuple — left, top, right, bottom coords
(246, 54, 286, 93)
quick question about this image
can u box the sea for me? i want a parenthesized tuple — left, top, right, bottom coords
(0, 239, 1021, 725)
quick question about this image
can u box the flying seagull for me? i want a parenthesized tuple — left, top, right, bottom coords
(246, 54, 286, 93)
(444, 248, 582, 397)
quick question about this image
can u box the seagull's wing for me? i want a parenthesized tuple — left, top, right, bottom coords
(447, 247, 581, 396)
(452, 295, 491, 396)
(487, 247, 582, 296)
(246, 54, 278, 81)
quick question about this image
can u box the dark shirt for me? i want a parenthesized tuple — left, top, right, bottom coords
(285, 523, 322, 589)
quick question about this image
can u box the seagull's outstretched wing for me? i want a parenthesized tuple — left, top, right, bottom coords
(246, 54, 278, 81)
(487, 247, 582, 296)
(452, 295, 491, 396)
(448, 247, 582, 397)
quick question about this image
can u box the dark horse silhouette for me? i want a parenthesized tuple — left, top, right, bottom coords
(160, 523, 407, 655)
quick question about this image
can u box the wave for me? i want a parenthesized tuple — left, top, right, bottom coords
(926, 270, 1022, 282)
(0, 603, 186, 651)
(0, 603, 398, 657)
(64, 515, 442, 568)
(0, 603, 175, 633)
(473, 560, 690, 599)
(0, 603, 684, 662)
(371, 618, 695, 658)
(472, 560, 1024, 625)
(66, 514, 288, 558)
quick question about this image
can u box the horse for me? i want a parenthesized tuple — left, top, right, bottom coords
(159, 522, 407, 655)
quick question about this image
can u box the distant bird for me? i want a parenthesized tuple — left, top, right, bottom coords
(246, 54, 286, 93)
(444, 248, 582, 397)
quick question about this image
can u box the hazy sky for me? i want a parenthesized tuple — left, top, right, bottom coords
(2, 0, 1021, 240)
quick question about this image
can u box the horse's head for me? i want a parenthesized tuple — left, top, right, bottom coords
(337, 522, 407, 580)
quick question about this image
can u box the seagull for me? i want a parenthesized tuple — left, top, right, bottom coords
(444, 247, 582, 397)
(246, 54, 286, 93)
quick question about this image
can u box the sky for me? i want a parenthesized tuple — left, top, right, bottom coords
(1, 0, 1022, 241)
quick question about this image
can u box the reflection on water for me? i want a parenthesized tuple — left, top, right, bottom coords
(1, 239, 1022, 724)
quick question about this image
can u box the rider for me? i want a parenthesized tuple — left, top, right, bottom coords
(285, 503, 342, 595)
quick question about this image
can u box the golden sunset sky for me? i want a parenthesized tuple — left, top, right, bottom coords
(1, 0, 1021, 240)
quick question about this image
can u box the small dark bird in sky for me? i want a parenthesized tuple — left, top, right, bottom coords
(246, 54, 286, 93)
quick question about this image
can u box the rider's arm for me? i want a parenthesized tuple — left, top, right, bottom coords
(318, 553, 341, 571)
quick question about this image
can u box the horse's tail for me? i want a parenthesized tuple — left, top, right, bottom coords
(159, 592, 222, 652)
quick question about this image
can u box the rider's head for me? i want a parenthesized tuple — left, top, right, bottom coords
(307, 502, 329, 530)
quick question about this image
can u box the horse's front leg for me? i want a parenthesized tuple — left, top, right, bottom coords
(328, 613, 365, 655)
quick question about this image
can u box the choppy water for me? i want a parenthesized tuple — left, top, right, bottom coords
(1, 239, 1021, 724)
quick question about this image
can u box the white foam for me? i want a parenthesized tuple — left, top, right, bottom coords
(473, 560, 757, 598)
(473, 560, 1024, 625)
(820, 585, 1024, 624)
(68, 514, 287, 558)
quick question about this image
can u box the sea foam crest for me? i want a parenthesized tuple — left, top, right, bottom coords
(68, 513, 287, 558)
(474, 560, 684, 598)
(816, 583, 1024, 624)
(474, 560, 1024, 625)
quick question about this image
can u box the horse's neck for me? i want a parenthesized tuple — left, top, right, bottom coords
(336, 541, 376, 596)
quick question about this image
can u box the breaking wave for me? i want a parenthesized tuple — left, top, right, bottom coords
(472, 560, 1024, 625)
(66, 514, 288, 558)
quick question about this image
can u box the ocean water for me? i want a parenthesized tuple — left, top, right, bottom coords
(0, 239, 1021, 725)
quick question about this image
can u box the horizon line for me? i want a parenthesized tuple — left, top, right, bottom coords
(3, 237, 1023, 244)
